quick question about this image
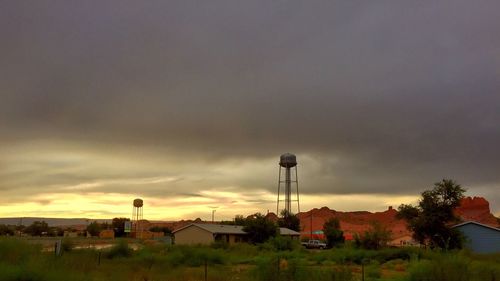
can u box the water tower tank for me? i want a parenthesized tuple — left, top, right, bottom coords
(133, 198, 143, 208)
(279, 153, 297, 168)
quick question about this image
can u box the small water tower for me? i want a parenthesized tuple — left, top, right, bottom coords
(132, 198, 144, 235)
(277, 153, 300, 214)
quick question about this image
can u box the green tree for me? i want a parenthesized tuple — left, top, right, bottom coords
(24, 221, 49, 236)
(86, 221, 103, 237)
(397, 179, 465, 249)
(234, 215, 246, 226)
(354, 221, 391, 250)
(278, 210, 301, 232)
(112, 218, 130, 237)
(242, 213, 277, 244)
(323, 217, 344, 248)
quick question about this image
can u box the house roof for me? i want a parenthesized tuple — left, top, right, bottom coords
(452, 221, 500, 232)
(173, 223, 300, 236)
(173, 223, 246, 235)
(279, 227, 300, 236)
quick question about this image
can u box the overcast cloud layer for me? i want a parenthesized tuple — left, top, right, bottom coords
(1, 1, 499, 219)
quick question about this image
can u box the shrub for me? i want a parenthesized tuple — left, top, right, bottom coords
(408, 255, 471, 281)
(365, 261, 381, 280)
(382, 258, 407, 271)
(61, 239, 74, 252)
(0, 238, 41, 264)
(331, 266, 353, 281)
(164, 246, 225, 267)
(133, 248, 158, 271)
(0, 259, 88, 281)
(106, 239, 132, 259)
(354, 222, 391, 250)
(470, 260, 500, 281)
(254, 255, 308, 281)
(254, 255, 353, 281)
(211, 239, 229, 249)
(266, 236, 299, 251)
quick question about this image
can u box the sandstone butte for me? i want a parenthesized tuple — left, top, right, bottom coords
(290, 196, 499, 241)
(149, 196, 498, 241)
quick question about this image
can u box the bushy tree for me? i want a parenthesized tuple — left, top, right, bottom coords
(354, 221, 391, 250)
(242, 213, 277, 244)
(112, 218, 130, 237)
(234, 215, 246, 226)
(86, 221, 103, 237)
(24, 221, 49, 236)
(323, 217, 344, 248)
(397, 179, 465, 249)
(278, 210, 301, 232)
(50, 227, 64, 237)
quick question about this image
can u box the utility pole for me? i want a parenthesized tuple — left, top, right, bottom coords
(310, 210, 312, 239)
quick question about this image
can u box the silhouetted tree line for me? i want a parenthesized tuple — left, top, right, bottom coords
(0, 220, 80, 237)
(149, 226, 173, 235)
(0, 224, 15, 236)
(220, 211, 301, 244)
(86, 218, 128, 237)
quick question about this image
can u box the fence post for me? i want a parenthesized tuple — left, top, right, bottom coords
(54, 240, 62, 257)
(204, 258, 208, 281)
(277, 256, 280, 280)
(361, 258, 369, 281)
(361, 263, 364, 281)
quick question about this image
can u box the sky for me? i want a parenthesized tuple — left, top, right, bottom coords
(1, 1, 499, 221)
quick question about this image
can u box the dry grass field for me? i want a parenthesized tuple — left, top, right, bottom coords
(0, 237, 498, 281)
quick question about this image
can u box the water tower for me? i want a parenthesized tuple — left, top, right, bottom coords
(277, 153, 300, 214)
(132, 198, 143, 235)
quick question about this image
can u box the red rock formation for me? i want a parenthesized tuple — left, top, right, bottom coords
(455, 196, 499, 227)
(296, 205, 410, 240)
(157, 196, 498, 239)
(295, 196, 498, 240)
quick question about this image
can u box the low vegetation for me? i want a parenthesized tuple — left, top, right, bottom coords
(0, 237, 498, 281)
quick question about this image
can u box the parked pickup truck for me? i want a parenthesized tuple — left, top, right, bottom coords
(301, 240, 327, 249)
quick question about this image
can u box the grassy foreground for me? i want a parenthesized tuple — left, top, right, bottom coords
(0, 237, 498, 281)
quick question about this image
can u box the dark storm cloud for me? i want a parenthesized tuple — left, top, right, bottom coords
(1, 1, 499, 212)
